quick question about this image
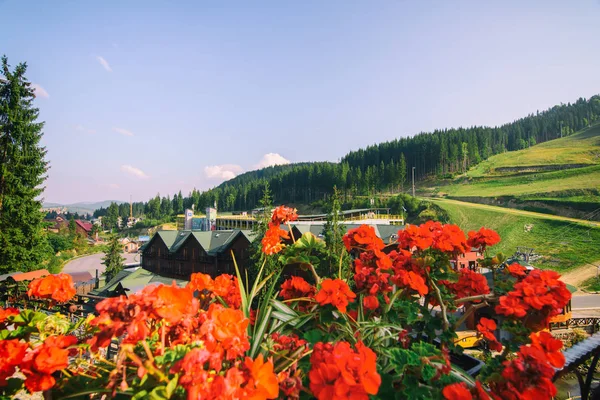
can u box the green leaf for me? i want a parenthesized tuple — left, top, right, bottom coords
(421, 364, 437, 381)
(149, 385, 168, 400)
(270, 299, 298, 317)
(132, 390, 149, 400)
(388, 348, 420, 371)
(303, 329, 324, 345)
(166, 375, 178, 398)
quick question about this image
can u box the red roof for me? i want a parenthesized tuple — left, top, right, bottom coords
(75, 220, 93, 232)
(11, 269, 50, 282)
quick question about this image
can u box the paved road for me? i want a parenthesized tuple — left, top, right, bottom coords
(572, 294, 600, 310)
(63, 252, 139, 276)
(426, 197, 600, 227)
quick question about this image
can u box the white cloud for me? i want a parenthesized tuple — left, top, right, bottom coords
(96, 56, 112, 72)
(121, 165, 149, 179)
(204, 164, 244, 181)
(73, 124, 96, 134)
(31, 83, 49, 98)
(113, 127, 134, 136)
(254, 153, 291, 169)
(103, 183, 120, 189)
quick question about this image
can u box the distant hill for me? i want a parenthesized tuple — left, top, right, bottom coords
(430, 122, 600, 220)
(42, 200, 125, 215)
(188, 95, 600, 212)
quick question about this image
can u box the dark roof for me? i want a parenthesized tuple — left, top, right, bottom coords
(66, 271, 94, 283)
(88, 269, 134, 296)
(144, 230, 255, 256)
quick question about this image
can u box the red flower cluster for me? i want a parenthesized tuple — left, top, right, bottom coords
(507, 263, 527, 278)
(492, 332, 564, 399)
(0, 307, 19, 325)
(261, 206, 299, 255)
(262, 222, 291, 255)
(467, 227, 501, 251)
(27, 273, 76, 303)
(444, 269, 490, 303)
(173, 351, 278, 399)
(343, 225, 385, 252)
(309, 341, 381, 400)
(279, 276, 316, 300)
(389, 250, 429, 296)
(88, 283, 200, 350)
(315, 278, 356, 313)
(354, 251, 393, 303)
(495, 269, 571, 327)
(0, 339, 28, 385)
(476, 318, 502, 352)
(443, 381, 490, 400)
(271, 206, 298, 225)
(397, 221, 468, 254)
(270, 333, 308, 398)
(20, 335, 78, 393)
(187, 272, 242, 308)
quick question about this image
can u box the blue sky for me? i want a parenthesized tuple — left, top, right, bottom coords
(2, 0, 600, 204)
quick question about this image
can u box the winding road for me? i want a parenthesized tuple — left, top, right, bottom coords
(62, 252, 139, 276)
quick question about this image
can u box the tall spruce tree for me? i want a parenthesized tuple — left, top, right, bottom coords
(323, 186, 351, 278)
(102, 235, 125, 283)
(0, 56, 51, 273)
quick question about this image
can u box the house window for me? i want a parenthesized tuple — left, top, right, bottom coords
(468, 261, 476, 270)
(184, 248, 188, 259)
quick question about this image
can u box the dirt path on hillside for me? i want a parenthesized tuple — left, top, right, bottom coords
(559, 261, 600, 289)
(427, 198, 600, 227)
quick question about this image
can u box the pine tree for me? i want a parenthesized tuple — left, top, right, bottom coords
(68, 216, 77, 236)
(398, 153, 407, 192)
(102, 235, 125, 283)
(0, 56, 52, 273)
(323, 187, 351, 278)
(249, 182, 274, 281)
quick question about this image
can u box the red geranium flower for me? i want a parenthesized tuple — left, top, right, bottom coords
(467, 227, 501, 250)
(271, 206, 298, 225)
(442, 382, 472, 400)
(28, 273, 76, 303)
(343, 225, 385, 252)
(315, 279, 356, 314)
(363, 295, 379, 311)
(262, 223, 289, 255)
(243, 354, 279, 399)
(0, 339, 29, 385)
(507, 263, 527, 278)
(280, 276, 316, 300)
(0, 307, 19, 324)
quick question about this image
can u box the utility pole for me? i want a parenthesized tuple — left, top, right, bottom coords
(412, 167, 416, 198)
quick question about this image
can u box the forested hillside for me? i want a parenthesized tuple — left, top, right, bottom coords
(106, 95, 600, 217)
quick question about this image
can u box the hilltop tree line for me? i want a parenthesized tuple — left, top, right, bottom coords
(119, 95, 600, 217)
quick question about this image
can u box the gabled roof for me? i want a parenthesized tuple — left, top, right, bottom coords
(154, 231, 179, 249)
(75, 220, 93, 232)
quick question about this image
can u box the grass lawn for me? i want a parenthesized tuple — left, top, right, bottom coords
(436, 199, 600, 272)
(581, 276, 600, 292)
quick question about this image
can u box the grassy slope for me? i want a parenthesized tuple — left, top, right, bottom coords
(468, 123, 600, 177)
(436, 123, 600, 200)
(433, 198, 600, 272)
(442, 165, 600, 197)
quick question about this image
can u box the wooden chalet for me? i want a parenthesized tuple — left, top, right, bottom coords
(141, 230, 256, 280)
